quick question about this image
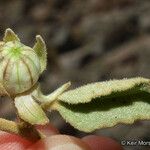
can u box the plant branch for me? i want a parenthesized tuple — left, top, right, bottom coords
(0, 118, 43, 142)
(0, 118, 19, 134)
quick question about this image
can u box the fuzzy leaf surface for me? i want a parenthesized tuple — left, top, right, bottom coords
(55, 77, 150, 132)
(3, 28, 20, 42)
(58, 78, 150, 104)
(33, 35, 47, 73)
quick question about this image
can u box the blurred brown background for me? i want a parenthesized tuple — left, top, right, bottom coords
(0, 0, 150, 149)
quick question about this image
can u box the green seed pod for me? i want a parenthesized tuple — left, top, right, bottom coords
(0, 29, 47, 96)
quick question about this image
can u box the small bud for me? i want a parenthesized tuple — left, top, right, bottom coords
(0, 29, 47, 95)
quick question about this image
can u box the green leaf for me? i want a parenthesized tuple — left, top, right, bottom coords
(15, 94, 49, 125)
(3, 28, 20, 42)
(33, 35, 47, 73)
(58, 77, 150, 104)
(54, 77, 150, 132)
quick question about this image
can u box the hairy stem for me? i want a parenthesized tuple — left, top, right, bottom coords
(0, 118, 43, 142)
(0, 118, 19, 134)
(18, 121, 44, 142)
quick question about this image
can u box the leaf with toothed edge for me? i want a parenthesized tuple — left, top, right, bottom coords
(15, 94, 49, 125)
(52, 77, 150, 132)
(3, 28, 20, 42)
(33, 35, 47, 73)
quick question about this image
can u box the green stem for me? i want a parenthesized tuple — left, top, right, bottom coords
(0, 118, 43, 142)
(0, 118, 19, 134)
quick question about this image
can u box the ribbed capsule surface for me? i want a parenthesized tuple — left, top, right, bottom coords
(0, 41, 41, 95)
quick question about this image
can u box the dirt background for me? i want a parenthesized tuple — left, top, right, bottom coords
(0, 0, 150, 149)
